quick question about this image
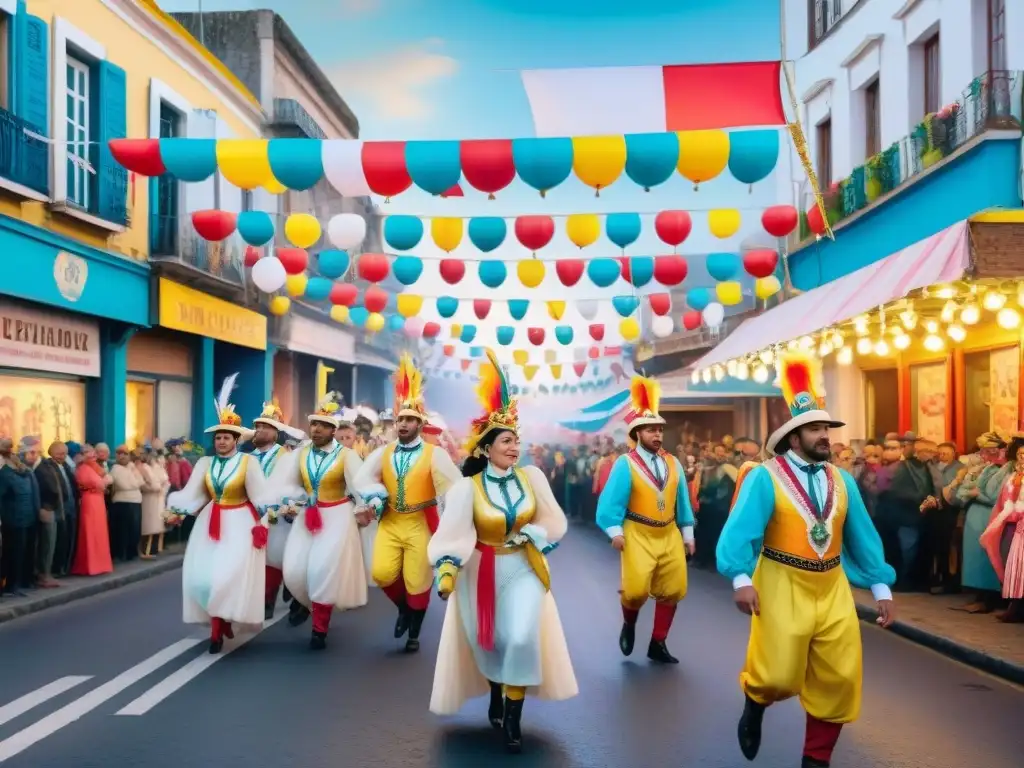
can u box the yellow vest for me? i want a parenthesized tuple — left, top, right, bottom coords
(204, 454, 252, 505)
(626, 451, 679, 525)
(382, 442, 438, 513)
(762, 457, 847, 563)
(471, 470, 550, 590)
(298, 443, 350, 504)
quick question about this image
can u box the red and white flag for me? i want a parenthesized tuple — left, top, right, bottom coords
(521, 61, 786, 137)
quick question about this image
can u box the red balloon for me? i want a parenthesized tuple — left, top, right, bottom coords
(422, 322, 441, 338)
(191, 210, 236, 242)
(461, 360, 472, 372)
(109, 138, 166, 176)
(761, 205, 798, 237)
(743, 249, 779, 279)
(588, 346, 600, 359)
(440, 184, 464, 198)
(682, 310, 703, 330)
(357, 253, 390, 282)
(806, 203, 827, 236)
(443, 344, 455, 357)
(363, 286, 388, 313)
(473, 299, 491, 320)
(329, 282, 358, 306)
(243, 246, 261, 268)
(654, 210, 692, 247)
(589, 324, 605, 342)
(276, 248, 308, 275)
(361, 141, 411, 198)
(648, 293, 672, 316)
(528, 328, 545, 346)
(514, 215, 555, 251)
(573, 362, 588, 378)
(460, 139, 515, 198)
(555, 259, 585, 287)
(439, 259, 466, 285)
(653, 255, 688, 286)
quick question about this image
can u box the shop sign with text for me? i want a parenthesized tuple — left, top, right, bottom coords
(157, 279, 267, 350)
(0, 300, 100, 377)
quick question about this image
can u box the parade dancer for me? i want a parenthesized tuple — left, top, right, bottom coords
(428, 350, 577, 753)
(595, 375, 695, 664)
(166, 375, 275, 654)
(717, 351, 896, 768)
(354, 354, 460, 653)
(275, 398, 369, 650)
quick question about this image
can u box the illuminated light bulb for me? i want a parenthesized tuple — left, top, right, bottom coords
(799, 335, 814, 349)
(853, 314, 869, 333)
(983, 291, 1007, 311)
(726, 359, 738, 376)
(893, 333, 911, 350)
(759, 349, 774, 365)
(831, 331, 844, 347)
(752, 364, 769, 384)
(856, 337, 873, 355)
(936, 285, 955, 299)
(947, 324, 967, 342)
(691, 370, 700, 385)
(736, 362, 750, 380)
(836, 346, 854, 365)
(923, 334, 944, 352)
(818, 341, 833, 357)
(874, 340, 890, 356)
(924, 320, 939, 334)
(713, 365, 725, 382)
(940, 300, 957, 323)
(960, 304, 981, 325)
(899, 310, 917, 330)
(1017, 285, 1024, 307)
(702, 368, 712, 384)
(787, 339, 798, 350)
(997, 307, 1021, 329)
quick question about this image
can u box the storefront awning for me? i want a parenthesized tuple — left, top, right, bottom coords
(691, 220, 970, 370)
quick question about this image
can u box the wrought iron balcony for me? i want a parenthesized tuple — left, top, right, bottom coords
(270, 98, 327, 139)
(149, 213, 248, 290)
(0, 106, 49, 196)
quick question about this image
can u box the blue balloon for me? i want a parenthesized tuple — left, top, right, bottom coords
(160, 138, 216, 182)
(436, 296, 459, 318)
(624, 132, 679, 190)
(391, 256, 423, 286)
(349, 306, 369, 326)
(388, 314, 406, 332)
(507, 299, 529, 321)
(706, 252, 741, 281)
(728, 129, 780, 186)
(460, 325, 477, 344)
(267, 139, 323, 190)
(304, 276, 332, 301)
(623, 256, 654, 288)
(605, 212, 642, 249)
(468, 217, 506, 252)
(612, 295, 640, 317)
(469, 346, 483, 358)
(317, 250, 350, 279)
(510, 385, 520, 395)
(587, 258, 621, 288)
(496, 326, 515, 345)
(405, 140, 461, 195)
(236, 210, 275, 246)
(478, 260, 507, 289)
(384, 216, 424, 251)
(511, 138, 573, 195)
(555, 326, 574, 345)
(686, 287, 712, 312)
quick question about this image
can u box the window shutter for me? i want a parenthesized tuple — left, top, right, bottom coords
(96, 60, 128, 224)
(12, 10, 49, 192)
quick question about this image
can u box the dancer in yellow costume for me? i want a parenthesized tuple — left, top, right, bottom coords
(354, 354, 460, 652)
(596, 375, 695, 664)
(717, 351, 896, 768)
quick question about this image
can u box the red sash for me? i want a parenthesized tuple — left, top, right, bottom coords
(305, 498, 346, 535)
(209, 501, 259, 541)
(474, 542, 497, 652)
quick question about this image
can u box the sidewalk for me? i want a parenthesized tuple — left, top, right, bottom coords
(0, 545, 184, 625)
(854, 589, 1024, 685)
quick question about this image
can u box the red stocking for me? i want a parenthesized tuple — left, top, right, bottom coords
(803, 714, 842, 762)
(311, 602, 332, 634)
(406, 589, 430, 611)
(652, 602, 677, 641)
(265, 566, 283, 604)
(621, 605, 639, 624)
(381, 579, 407, 608)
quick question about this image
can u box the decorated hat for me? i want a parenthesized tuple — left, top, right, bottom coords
(393, 353, 429, 421)
(337, 407, 357, 426)
(204, 374, 253, 441)
(765, 350, 844, 455)
(309, 395, 341, 428)
(465, 349, 518, 455)
(624, 375, 666, 439)
(253, 397, 288, 432)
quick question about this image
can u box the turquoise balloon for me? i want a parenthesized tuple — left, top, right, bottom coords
(405, 140, 461, 195)
(388, 314, 406, 332)
(686, 287, 711, 312)
(706, 252, 741, 281)
(624, 132, 679, 190)
(496, 326, 515, 345)
(304, 276, 332, 301)
(510, 385, 520, 395)
(555, 326, 574, 345)
(507, 299, 529, 321)
(236, 210, 275, 246)
(317, 249, 350, 280)
(384, 216, 423, 251)
(392, 256, 423, 286)
(160, 138, 216, 182)
(349, 306, 369, 325)
(468, 217, 506, 252)
(436, 296, 459, 318)
(605, 212, 642, 249)
(511, 138, 573, 194)
(460, 325, 477, 343)
(612, 295, 640, 317)
(267, 139, 323, 190)
(728, 129, 780, 186)
(469, 346, 483, 358)
(624, 256, 654, 288)
(587, 258, 621, 288)
(478, 260, 507, 289)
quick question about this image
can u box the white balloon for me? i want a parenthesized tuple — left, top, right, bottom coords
(651, 314, 674, 338)
(576, 300, 600, 321)
(322, 140, 372, 197)
(251, 256, 287, 293)
(404, 317, 425, 338)
(702, 302, 725, 328)
(328, 213, 367, 250)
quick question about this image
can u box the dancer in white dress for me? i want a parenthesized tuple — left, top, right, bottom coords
(428, 351, 577, 753)
(166, 375, 276, 654)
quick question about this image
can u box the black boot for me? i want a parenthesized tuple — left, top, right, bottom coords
(619, 622, 635, 656)
(801, 758, 829, 768)
(502, 697, 524, 753)
(394, 604, 410, 638)
(737, 696, 765, 760)
(264, 602, 275, 621)
(288, 599, 310, 627)
(282, 586, 292, 603)
(405, 609, 426, 652)
(647, 639, 679, 664)
(310, 630, 327, 650)
(487, 682, 503, 729)
(208, 638, 223, 654)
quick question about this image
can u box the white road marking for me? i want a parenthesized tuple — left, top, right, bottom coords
(0, 638, 202, 763)
(0, 677, 93, 728)
(115, 611, 288, 716)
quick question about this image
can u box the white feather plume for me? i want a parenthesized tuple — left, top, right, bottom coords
(214, 372, 239, 416)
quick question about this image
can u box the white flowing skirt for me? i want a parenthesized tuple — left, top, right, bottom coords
(282, 501, 368, 611)
(182, 501, 266, 629)
(266, 518, 291, 570)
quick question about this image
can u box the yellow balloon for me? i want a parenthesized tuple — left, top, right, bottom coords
(269, 295, 291, 316)
(565, 213, 600, 248)
(523, 365, 539, 382)
(285, 273, 308, 297)
(450, 323, 463, 339)
(546, 300, 566, 320)
(518, 259, 546, 288)
(329, 305, 349, 323)
(264, 177, 287, 195)
(755, 275, 782, 300)
(284, 213, 321, 249)
(676, 130, 730, 188)
(708, 209, 741, 239)
(431, 217, 463, 252)
(365, 312, 385, 333)
(716, 280, 744, 306)
(550, 364, 563, 380)
(215, 140, 273, 190)
(513, 350, 529, 366)
(396, 294, 423, 318)
(571, 135, 626, 195)
(619, 317, 640, 342)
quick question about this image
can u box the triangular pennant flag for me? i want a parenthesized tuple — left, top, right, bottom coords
(550, 364, 562, 380)
(573, 362, 587, 377)
(513, 349, 529, 366)
(523, 365, 539, 381)
(461, 359, 472, 372)
(546, 300, 566, 320)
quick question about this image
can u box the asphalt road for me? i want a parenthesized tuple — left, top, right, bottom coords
(0, 523, 1021, 768)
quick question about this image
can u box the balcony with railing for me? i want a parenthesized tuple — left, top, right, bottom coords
(809, 0, 862, 49)
(149, 212, 249, 294)
(0, 107, 49, 196)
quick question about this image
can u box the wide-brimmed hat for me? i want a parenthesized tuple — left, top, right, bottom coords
(393, 353, 429, 421)
(623, 375, 666, 440)
(253, 398, 288, 432)
(765, 351, 844, 455)
(309, 396, 341, 428)
(204, 373, 253, 441)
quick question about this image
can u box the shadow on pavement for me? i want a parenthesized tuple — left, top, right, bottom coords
(431, 726, 570, 767)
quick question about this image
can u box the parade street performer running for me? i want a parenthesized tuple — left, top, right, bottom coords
(596, 375, 695, 665)
(275, 397, 369, 650)
(716, 350, 896, 768)
(354, 353, 460, 653)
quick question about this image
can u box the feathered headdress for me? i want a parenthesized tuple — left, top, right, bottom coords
(309, 393, 341, 427)
(393, 353, 428, 420)
(253, 396, 286, 429)
(204, 374, 249, 438)
(765, 350, 843, 455)
(465, 349, 519, 455)
(623, 375, 666, 437)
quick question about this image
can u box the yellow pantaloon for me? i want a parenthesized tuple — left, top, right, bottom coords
(741, 557, 862, 723)
(620, 519, 688, 609)
(371, 510, 433, 595)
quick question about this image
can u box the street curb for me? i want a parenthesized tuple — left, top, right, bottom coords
(855, 602, 1024, 686)
(0, 555, 183, 625)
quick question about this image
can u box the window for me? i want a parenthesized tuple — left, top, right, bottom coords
(151, 102, 181, 254)
(864, 79, 881, 157)
(923, 34, 941, 114)
(816, 118, 832, 187)
(65, 56, 90, 209)
(0, 14, 9, 110)
(989, 0, 1006, 71)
